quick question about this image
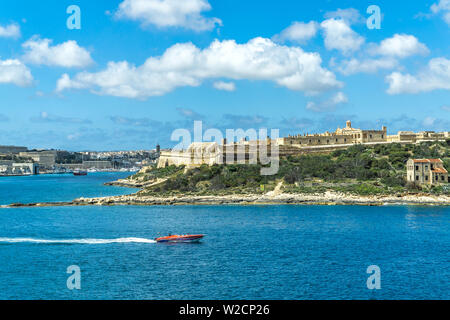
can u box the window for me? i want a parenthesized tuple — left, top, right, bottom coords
(335, 138, 338, 142)
(441, 176, 445, 181)
(344, 138, 347, 142)
(370, 134, 373, 139)
(415, 165, 419, 171)
(381, 134, 384, 138)
(425, 176, 428, 181)
(416, 176, 419, 181)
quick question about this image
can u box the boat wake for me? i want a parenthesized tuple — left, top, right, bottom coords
(0, 237, 156, 244)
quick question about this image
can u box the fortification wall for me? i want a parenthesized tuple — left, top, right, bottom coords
(156, 120, 448, 169)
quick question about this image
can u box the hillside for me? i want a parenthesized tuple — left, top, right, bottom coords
(127, 140, 450, 197)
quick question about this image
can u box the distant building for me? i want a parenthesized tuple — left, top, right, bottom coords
(158, 121, 449, 170)
(55, 163, 83, 170)
(406, 159, 449, 185)
(0, 145, 28, 154)
(19, 150, 56, 169)
(277, 120, 387, 146)
(158, 142, 221, 168)
(56, 161, 113, 170)
(12, 163, 39, 175)
(158, 140, 288, 168)
(0, 160, 39, 175)
(82, 160, 113, 169)
(391, 131, 449, 143)
(0, 161, 11, 175)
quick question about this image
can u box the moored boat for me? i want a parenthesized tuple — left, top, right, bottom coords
(73, 170, 88, 176)
(155, 234, 204, 243)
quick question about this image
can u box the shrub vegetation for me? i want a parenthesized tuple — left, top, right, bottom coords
(136, 141, 450, 196)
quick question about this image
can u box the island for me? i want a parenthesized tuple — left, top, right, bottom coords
(4, 139, 449, 208)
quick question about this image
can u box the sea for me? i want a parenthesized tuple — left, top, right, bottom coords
(0, 172, 448, 299)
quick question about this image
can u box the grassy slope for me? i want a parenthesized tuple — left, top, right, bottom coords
(133, 140, 450, 197)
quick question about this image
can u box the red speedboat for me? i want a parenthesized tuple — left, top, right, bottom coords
(155, 234, 204, 243)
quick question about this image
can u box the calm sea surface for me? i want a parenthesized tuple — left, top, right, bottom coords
(0, 172, 138, 205)
(0, 173, 449, 299)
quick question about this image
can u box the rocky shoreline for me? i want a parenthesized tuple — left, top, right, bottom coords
(104, 179, 145, 188)
(2, 191, 449, 208)
(104, 177, 167, 189)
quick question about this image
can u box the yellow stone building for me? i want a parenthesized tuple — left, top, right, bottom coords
(158, 121, 449, 169)
(276, 120, 387, 147)
(406, 159, 449, 185)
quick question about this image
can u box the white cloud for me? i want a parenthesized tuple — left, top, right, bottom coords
(56, 37, 342, 99)
(431, 0, 450, 12)
(0, 59, 33, 87)
(372, 34, 429, 58)
(431, 0, 450, 25)
(386, 57, 450, 94)
(213, 81, 235, 91)
(423, 116, 436, 126)
(22, 37, 93, 68)
(67, 133, 81, 141)
(444, 11, 450, 24)
(31, 111, 91, 124)
(57, 73, 86, 92)
(334, 34, 427, 76)
(331, 91, 348, 104)
(273, 21, 318, 43)
(176, 107, 203, 119)
(324, 8, 364, 25)
(306, 91, 348, 112)
(0, 23, 20, 39)
(115, 0, 222, 31)
(321, 18, 364, 54)
(442, 105, 450, 111)
(337, 58, 398, 75)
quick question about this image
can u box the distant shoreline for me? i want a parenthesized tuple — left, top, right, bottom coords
(0, 170, 138, 178)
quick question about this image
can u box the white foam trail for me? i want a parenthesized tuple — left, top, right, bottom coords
(0, 237, 156, 244)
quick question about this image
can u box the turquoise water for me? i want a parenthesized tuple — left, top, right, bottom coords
(0, 175, 449, 299)
(0, 172, 138, 205)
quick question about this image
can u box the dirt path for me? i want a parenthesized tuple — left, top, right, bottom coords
(265, 181, 283, 197)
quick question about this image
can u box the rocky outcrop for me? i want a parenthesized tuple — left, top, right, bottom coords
(104, 174, 167, 189)
(4, 191, 449, 208)
(104, 179, 145, 188)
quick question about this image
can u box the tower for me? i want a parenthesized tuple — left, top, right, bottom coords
(346, 120, 352, 129)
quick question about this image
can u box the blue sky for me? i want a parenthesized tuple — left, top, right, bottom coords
(0, 0, 449, 151)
